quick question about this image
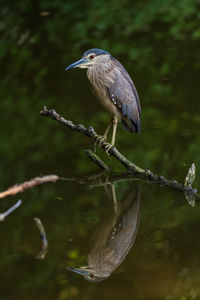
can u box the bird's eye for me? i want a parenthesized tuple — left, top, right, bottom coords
(89, 55, 94, 60)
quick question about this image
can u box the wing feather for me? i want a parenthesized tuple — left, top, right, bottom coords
(108, 58, 141, 133)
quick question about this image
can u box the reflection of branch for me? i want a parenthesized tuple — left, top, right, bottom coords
(0, 175, 59, 199)
(34, 218, 48, 259)
(64, 171, 139, 187)
(40, 107, 198, 198)
(0, 200, 22, 221)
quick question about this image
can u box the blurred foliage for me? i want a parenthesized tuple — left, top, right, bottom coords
(1, 0, 200, 185)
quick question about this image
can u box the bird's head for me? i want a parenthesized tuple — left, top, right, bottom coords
(66, 265, 107, 282)
(65, 48, 111, 70)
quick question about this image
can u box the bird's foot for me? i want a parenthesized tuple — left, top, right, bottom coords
(93, 135, 114, 158)
(104, 143, 114, 159)
(93, 135, 107, 152)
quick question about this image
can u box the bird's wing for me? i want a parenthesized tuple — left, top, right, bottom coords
(108, 59, 141, 133)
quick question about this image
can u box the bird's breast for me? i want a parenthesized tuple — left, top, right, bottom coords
(87, 68, 121, 119)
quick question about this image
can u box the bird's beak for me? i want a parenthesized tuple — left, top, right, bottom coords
(65, 58, 89, 70)
(66, 267, 90, 276)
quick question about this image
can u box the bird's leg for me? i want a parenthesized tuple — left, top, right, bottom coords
(103, 121, 112, 141)
(103, 185, 112, 201)
(93, 120, 112, 152)
(104, 116, 118, 155)
(111, 116, 118, 145)
(111, 184, 118, 214)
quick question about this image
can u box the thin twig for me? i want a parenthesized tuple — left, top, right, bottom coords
(34, 218, 48, 259)
(0, 175, 60, 199)
(84, 149, 110, 171)
(0, 200, 22, 221)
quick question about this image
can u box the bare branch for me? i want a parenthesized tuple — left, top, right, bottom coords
(0, 175, 60, 199)
(40, 106, 143, 173)
(40, 106, 198, 198)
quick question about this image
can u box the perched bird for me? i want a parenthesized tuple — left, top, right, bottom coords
(66, 187, 141, 282)
(66, 48, 141, 151)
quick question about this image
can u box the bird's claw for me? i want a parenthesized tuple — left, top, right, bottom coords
(104, 143, 114, 159)
(93, 135, 107, 152)
(93, 135, 113, 158)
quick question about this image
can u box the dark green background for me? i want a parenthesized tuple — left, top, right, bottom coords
(1, 0, 200, 299)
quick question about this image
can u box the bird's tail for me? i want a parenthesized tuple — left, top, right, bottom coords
(121, 119, 141, 134)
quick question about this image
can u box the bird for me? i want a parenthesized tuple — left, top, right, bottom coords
(65, 48, 141, 152)
(66, 187, 141, 282)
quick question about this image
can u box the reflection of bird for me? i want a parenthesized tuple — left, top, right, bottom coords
(66, 49, 141, 151)
(66, 187, 141, 282)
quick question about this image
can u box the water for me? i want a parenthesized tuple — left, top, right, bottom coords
(1, 178, 200, 299)
(1, 3, 200, 299)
